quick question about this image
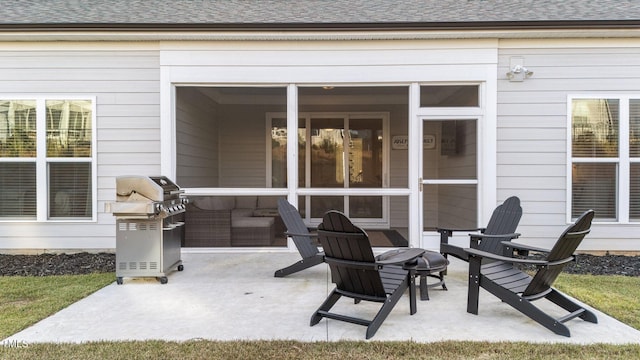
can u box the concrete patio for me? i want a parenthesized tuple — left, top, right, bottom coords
(4, 252, 640, 344)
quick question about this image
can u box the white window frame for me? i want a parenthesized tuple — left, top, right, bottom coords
(567, 94, 636, 224)
(0, 95, 97, 222)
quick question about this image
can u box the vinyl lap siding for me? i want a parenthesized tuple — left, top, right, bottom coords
(0, 43, 160, 250)
(497, 40, 640, 251)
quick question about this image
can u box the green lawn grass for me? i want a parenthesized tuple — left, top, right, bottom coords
(0, 273, 114, 339)
(1, 273, 639, 360)
(3, 340, 640, 360)
(555, 274, 640, 330)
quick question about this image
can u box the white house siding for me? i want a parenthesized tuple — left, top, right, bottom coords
(1, 34, 638, 253)
(0, 42, 160, 251)
(497, 38, 640, 252)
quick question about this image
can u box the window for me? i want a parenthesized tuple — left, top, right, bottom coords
(0, 98, 95, 220)
(569, 96, 639, 222)
(420, 85, 479, 107)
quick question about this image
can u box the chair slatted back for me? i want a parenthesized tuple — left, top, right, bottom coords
(318, 211, 386, 298)
(277, 199, 320, 259)
(480, 196, 523, 254)
(522, 210, 594, 297)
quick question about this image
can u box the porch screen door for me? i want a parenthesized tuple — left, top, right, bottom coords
(420, 118, 478, 239)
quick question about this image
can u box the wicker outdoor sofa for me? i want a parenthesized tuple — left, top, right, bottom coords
(184, 196, 283, 247)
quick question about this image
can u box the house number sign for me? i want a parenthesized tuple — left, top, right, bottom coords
(391, 135, 436, 150)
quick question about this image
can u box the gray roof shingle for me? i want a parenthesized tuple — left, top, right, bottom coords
(1, 0, 639, 28)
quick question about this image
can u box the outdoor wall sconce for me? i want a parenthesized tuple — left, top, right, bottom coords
(506, 65, 534, 81)
(506, 57, 533, 82)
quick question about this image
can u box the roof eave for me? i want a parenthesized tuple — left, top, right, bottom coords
(1, 20, 640, 32)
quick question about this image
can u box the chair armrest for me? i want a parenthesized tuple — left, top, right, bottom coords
(500, 241, 550, 256)
(284, 230, 318, 238)
(437, 227, 485, 235)
(469, 233, 520, 248)
(464, 248, 547, 265)
(376, 248, 425, 265)
(464, 247, 575, 267)
(438, 227, 486, 246)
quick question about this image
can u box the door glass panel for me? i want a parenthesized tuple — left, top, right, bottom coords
(298, 122, 306, 187)
(310, 196, 343, 218)
(349, 118, 383, 187)
(349, 196, 383, 218)
(271, 118, 287, 187)
(310, 118, 344, 188)
(270, 117, 306, 188)
(423, 120, 477, 179)
(423, 184, 477, 230)
(297, 196, 307, 218)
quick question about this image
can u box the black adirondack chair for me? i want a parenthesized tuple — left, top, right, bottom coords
(439, 196, 522, 261)
(274, 199, 324, 277)
(310, 210, 425, 339)
(465, 209, 597, 337)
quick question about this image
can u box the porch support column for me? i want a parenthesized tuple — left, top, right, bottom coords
(286, 84, 298, 208)
(408, 83, 421, 249)
(481, 67, 498, 224)
(160, 66, 175, 179)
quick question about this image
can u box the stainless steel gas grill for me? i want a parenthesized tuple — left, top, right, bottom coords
(107, 175, 188, 284)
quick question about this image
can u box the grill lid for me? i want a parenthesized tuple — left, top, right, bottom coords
(108, 191, 162, 217)
(109, 175, 187, 218)
(116, 175, 182, 202)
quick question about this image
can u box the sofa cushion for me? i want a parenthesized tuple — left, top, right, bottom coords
(232, 216, 275, 228)
(252, 208, 278, 217)
(235, 196, 257, 209)
(193, 196, 235, 211)
(257, 196, 279, 209)
(232, 208, 254, 220)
